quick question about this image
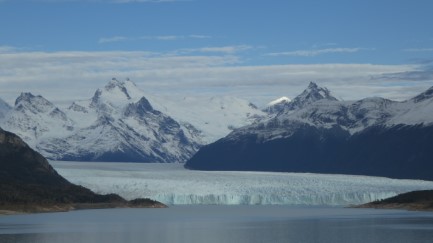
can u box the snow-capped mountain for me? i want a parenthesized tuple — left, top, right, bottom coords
(0, 78, 265, 163)
(1, 93, 75, 149)
(0, 79, 202, 162)
(185, 82, 433, 181)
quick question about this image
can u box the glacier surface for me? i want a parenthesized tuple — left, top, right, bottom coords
(51, 161, 433, 206)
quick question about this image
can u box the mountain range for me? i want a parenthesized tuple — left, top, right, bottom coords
(185, 82, 433, 180)
(0, 79, 263, 162)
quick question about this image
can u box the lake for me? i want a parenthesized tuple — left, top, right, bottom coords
(1, 206, 433, 243)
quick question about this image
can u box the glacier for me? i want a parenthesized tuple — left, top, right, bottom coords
(51, 161, 433, 206)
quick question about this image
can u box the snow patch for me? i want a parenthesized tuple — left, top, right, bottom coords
(267, 96, 291, 106)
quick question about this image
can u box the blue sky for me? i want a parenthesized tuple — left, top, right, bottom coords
(1, 0, 433, 106)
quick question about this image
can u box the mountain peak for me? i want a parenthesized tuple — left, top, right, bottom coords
(91, 78, 143, 108)
(274, 82, 338, 112)
(308, 81, 318, 89)
(104, 78, 133, 99)
(15, 92, 36, 106)
(14, 92, 54, 111)
(302, 82, 334, 99)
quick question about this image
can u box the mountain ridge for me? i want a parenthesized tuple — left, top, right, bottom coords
(0, 78, 264, 162)
(185, 82, 433, 180)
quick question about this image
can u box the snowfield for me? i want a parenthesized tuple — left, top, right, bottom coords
(51, 161, 433, 206)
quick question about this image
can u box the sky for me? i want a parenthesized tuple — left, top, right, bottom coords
(1, 0, 433, 107)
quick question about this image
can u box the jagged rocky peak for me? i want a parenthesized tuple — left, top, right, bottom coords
(286, 82, 338, 110)
(15, 92, 36, 105)
(299, 82, 337, 102)
(14, 92, 55, 113)
(411, 86, 433, 103)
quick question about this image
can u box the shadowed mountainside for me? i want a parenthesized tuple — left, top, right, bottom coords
(0, 127, 165, 214)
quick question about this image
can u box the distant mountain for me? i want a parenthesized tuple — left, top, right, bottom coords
(185, 82, 433, 181)
(45, 79, 204, 162)
(0, 78, 264, 163)
(0, 79, 202, 163)
(1, 93, 75, 149)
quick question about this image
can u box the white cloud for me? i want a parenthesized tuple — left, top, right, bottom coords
(98, 34, 211, 44)
(0, 49, 429, 107)
(266, 47, 368, 57)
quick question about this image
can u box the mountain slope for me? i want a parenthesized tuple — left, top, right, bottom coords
(185, 82, 433, 180)
(0, 127, 165, 213)
(1, 93, 75, 149)
(0, 127, 120, 203)
(0, 79, 202, 163)
(45, 79, 201, 163)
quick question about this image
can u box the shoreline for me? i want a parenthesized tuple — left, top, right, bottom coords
(354, 190, 433, 212)
(0, 201, 167, 216)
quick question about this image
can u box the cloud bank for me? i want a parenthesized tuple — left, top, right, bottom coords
(0, 48, 430, 107)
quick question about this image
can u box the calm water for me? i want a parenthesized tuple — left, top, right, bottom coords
(1, 206, 433, 243)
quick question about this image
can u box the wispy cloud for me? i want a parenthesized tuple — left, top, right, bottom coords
(403, 48, 433, 52)
(98, 34, 211, 43)
(175, 45, 253, 55)
(373, 62, 433, 82)
(266, 47, 368, 57)
(98, 36, 129, 43)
